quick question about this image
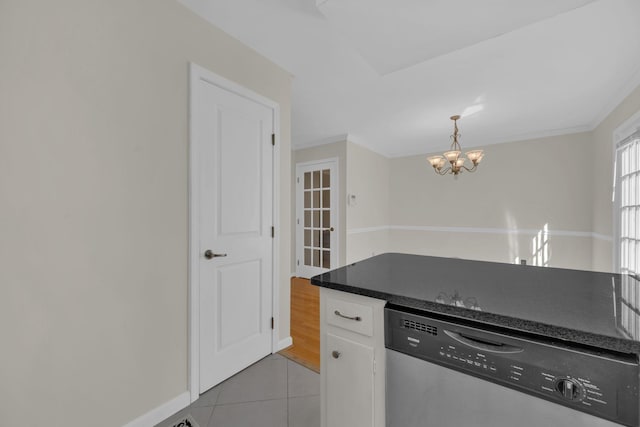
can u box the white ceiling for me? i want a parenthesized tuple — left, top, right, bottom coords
(316, 0, 598, 75)
(179, 0, 640, 157)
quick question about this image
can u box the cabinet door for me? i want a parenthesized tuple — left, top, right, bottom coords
(326, 333, 374, 427)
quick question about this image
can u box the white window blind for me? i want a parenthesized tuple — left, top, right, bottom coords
(615, 130, 640, 339)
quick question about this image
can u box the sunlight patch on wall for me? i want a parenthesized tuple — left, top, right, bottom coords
(532, 223, 550, 267)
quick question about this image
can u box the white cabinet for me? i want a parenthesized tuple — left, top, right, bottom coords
(326, 333, 374, 427)
(320, 288, 386, 427)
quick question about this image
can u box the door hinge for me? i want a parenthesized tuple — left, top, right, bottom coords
(297, 259, 300, 266)
(271, 133, 275, 146)
(271, 317, 275, 329)
(297, 177, 300, 183)
(271, 226, 275, 238)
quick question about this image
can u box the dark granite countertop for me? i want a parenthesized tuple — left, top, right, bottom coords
(310, 253, 640, 355)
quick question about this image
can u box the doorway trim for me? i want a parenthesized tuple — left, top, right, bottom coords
(188, 63, 282, 402)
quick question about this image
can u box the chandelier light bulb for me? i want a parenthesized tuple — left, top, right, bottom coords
(427, 155, 444, 168)
(444, 150, 461, 163)
(466, 150, 484, 164)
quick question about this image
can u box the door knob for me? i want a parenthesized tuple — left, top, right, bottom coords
(204, 250, 227, 259)
(332, 350, 341, 359)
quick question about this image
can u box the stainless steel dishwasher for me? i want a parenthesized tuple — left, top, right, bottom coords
(385, 306, 639, 427)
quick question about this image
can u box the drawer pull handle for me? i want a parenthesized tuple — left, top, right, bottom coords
(332, 350, 341, 359)
(334, 310, 362, 321)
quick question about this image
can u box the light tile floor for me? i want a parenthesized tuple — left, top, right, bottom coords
(156, 354, 320, 427)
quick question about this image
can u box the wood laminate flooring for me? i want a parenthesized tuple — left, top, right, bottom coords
(279, 277, 320, 373)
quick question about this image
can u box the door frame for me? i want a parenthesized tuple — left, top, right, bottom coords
(188, 63, 282, 402)
(295, 158, 340, 278)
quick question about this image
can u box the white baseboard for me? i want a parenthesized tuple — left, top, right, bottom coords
(277, 336, 293, 351)
(122, 391, 190, 427)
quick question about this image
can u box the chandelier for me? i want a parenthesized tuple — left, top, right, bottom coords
(427, 115, 484, 175)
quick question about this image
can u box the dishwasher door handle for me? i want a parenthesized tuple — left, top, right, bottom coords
(444, 330, 524, 354)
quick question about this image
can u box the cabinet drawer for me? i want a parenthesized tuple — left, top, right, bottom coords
(326, 296, 373, 336)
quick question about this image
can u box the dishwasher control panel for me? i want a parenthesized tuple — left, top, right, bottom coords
(385, 307, 640, 427)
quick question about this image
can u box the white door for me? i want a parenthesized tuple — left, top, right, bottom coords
(194, 72, 274, 392)
(296, 160, 338, 278)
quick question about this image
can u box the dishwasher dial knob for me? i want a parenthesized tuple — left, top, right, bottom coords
(555, 379, 583, 401)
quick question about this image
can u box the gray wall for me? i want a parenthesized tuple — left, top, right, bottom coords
(0, 1, 291, 426)
(345, 142, 390, 263)
(389, 132, 595, 270)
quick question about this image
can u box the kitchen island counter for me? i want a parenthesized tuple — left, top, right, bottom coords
(310, 253, 640, 355)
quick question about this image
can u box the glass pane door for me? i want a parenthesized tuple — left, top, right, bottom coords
(296, 160, 337, 278)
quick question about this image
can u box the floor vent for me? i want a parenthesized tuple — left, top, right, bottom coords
(170, 415, 199, 427)
(402, 319, 437, 335)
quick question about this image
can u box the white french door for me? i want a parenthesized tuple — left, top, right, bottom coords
(296, 160, 338, 278)
(191, 66, 274, 393)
